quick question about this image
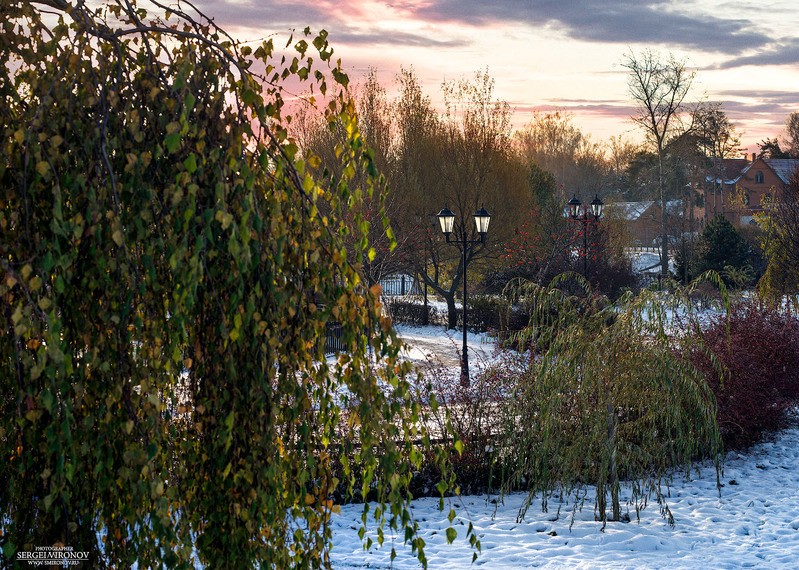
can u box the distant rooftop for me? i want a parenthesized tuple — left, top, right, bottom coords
(764, 159, 799, 184)
(606, 200, 683, 221)
(705, 158, 750, 185)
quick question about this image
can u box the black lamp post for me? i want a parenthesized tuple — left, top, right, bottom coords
(436, 205, 491, 387)
(567, 194, 603, 278)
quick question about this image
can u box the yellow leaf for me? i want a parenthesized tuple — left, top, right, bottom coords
(50, 135, 63, 148)
(14, 129, 25, 144)
(112, 229, 124, 246)
(36, 161, 49, 176)
(25, 409, 43, 422)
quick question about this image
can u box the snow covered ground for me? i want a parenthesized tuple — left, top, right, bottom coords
(330, 325, 799, 569)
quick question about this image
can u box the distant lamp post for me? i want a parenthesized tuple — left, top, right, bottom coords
(437, 205, 491, 387)
(568, 194, 603, 278)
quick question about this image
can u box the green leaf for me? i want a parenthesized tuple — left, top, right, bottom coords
(332, 67, 349, 88)
(41, 389, 54, 413)
(183, 153, 197, 174)
(445, 527, 457, 544)
(165, 132, 180, 153)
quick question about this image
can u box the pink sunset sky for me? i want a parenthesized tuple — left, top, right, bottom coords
(202, 0, 799, 154)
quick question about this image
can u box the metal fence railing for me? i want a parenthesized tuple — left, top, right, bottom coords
(379, 274, 421, 296)
(324, 322, 345, 355)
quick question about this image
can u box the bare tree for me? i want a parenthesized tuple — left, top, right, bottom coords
(623, 49, 695, 276)
(691, 101, 742, 217)
(392, 69, 524, 330)
(293, 69, 408, 285)
(514, 111, 608, 202)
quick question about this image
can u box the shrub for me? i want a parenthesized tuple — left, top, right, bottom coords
(385, 297, 444, 326)
(386, 294, 530, 335)
(418, 351, 519, 495)
(689, 300, 799, 448)
(466, 294, 531, 333)
(498, 275, 722, 527)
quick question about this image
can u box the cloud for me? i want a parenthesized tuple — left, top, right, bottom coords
(412, 0, 771, 55)
(715, 39, 799, 68)
(327, 29, 469, 48)
(190, 0, 379, 36)
(716, 90, 799, 106)
(511, 100, 639, 123)
(714, 92, 797, 125)
(190, 0, 469, 49)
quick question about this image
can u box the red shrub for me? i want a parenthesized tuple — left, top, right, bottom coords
(689, 300, 799, 448)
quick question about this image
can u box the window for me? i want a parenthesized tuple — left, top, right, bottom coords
(755, 170, 764, 183)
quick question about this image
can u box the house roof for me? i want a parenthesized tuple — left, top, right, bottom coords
(704, 158, 750, 185)
(764, 159, 799, 184)
(608, 201, 654, 221)
(607, 200, 683, 221)
(708, 157, 799, 186)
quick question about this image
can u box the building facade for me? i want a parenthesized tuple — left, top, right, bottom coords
(704, 157, 799, 226)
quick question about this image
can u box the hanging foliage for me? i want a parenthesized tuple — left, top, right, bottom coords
(0, 1, 459, 567)
(496, 274, 725, 527)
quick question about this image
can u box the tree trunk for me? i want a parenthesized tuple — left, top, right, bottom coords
(659, 155, 669, 277)
(444, 291, 458, 330)
(608, 401, 620, 522)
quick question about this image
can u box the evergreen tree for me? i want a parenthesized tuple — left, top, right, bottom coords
(695, 216, 752, 286)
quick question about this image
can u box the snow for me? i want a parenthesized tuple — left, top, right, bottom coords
(330, 325, 799, 569)
(394, 324, 497, 370)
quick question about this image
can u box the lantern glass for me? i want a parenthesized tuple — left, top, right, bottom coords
(437, 207, 455, 235)
(567, 195, 581, 219)
(590, 194, 604, 219)
(473, 206, 491, 235)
